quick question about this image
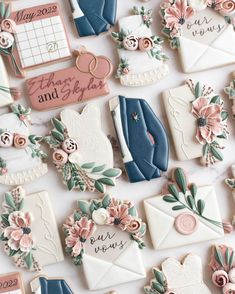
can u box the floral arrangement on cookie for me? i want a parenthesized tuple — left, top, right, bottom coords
(186, 79, 229, 166)
(224, 75, 235, 118)
(162, 168, 224, 229)
(160, 0, 235, 49)
(0, 105, 47, 176)
(63, 194, 146, 265)
(0, 187, 41, 271)
(0, 1, 23, 76)
(44, 117, 121, 193)
(144, 267, 171, 294)
(209, 244, 235, 293)
(112, 6, 168, 78)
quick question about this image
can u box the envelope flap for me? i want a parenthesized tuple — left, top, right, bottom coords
(210, 25, 235, 55)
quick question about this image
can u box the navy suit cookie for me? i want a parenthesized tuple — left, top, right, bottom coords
(31, 276, 73, 294)
(109, 96, 169, 183)
(70, 0, 117, 37)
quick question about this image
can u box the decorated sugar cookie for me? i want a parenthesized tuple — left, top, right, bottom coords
(224, 72, 235, 118)
(63, 194, 146, 290)
(145, 254, 211, 294)
(144, 168, 224, 250)
(31, 275, 73, 294)
(0, 104, 48, 185)
(0, 272, 25, 294)
(45, 105, 121, 193)
(109, 96, 169, 183)
(26, 48, 113, 110)
(225, 165, 235, 224)
(163, 79, 229, 166)
(111, 6, 169, 86)
(209, 244, 235, 293)
(0, 187, 64, 271)
(69, 0, 117, 37)
(160, 0, 235, 72)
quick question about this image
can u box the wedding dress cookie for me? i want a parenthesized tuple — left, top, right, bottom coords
(160, 0, 235, 72)
(112, 6, 169, 86)
(0, 187, 64, 271)
(63, 194, 146, 290)
(45, 104, 121, 193)
(0, 104, 48, 185)
(144, 167, 224, 250)
(145, 254, 211, 294)
(163, 79, 229, 166)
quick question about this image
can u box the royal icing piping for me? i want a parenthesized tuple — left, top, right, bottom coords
(224, 72, 235, 118)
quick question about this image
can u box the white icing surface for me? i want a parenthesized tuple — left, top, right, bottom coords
(1, 1, 235, 294)
(0, 56, 13, 108)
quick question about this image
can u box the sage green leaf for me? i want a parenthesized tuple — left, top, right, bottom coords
(18, 199, 24, 211)
(92, 164, 106, 173)
(128, 206, 137, 217)
(190, 183, 197, 198)
(102, 194, 111, 208)
(210, 95, 220, 104)
(0, 1, 5, 18)
(203, 143, 209, 156)
(9, 249, 19, 257)
(225, 179, 235, 189)
(217, 132, 227, 139)
(1, 214, 10, 227)
(187, 195, 194, 209)
(5, 193, 16, 210)
(95, 180, 104, 193)
(229, 250, 235, 269)
(77, 200, 89, 214)
(211, 145, 223, 161)
(81, 162, 95, 169)
(153, 269, 165, 286)
(151, 282, 165, 293)
(226, 247, 230, 265)
(4, 3, 10, 18)
(74, 212, 81, 221)
(163, 195, 178, 203)
(0, 233, 7, 241)
(195, 82, 202, 98)
(174, 168, 187, 194)
(99, 178, 115, 186)
(215, 246, 224, 267)
(103, 168, 121, 178)
(51, 118, 65, 134)
(168, 184, 179, 200)
(197, 199, 205, 215)
(67, 178, 75, 191)
(89, 202, 96, 214)
(221, 111, 229, 121)
(24, 252, 33, 269)
(172, 205, 185, 210)
(51, 130, 64, 142)
(144, 286, 155, 294)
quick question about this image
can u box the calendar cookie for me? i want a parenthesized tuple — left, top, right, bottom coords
(111, 6, 169, 86)
(9, 3, 71, 76)
(209, 244, 235, 293)
(0, 104, 47, 185)
(160, 0, 235, 72)
(0, 272, 25, 294)
(63, 194, 146, 290)
(31, 275, 73, 294)
(0, 187, 64, 271)
(44, 104, 121, 193)
(144, 167, 224, 250)
(109, 96, 169, 183)
(224, 71, 235, 118)
(163, 79, 229, 166)
(144, 254, 211, 294)
(26, 48, 113, 110)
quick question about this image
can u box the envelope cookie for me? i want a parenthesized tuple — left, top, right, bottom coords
(31, 275, 73, 294)
(71, 0, 117, 37)
(163, 79, 229, 166)
(144, 168, 224, 250)
(145, 254, 211, 294)
(109, 96, 169, 183)
(111, 6, 169, 86)
(45, 104, 121, 193)
(0, 272, 25, 294)
(63, 194, 146, 290)
(224, 71, 235, 118)
(209, 244, 235, 293)
(160, 0, 235, 72)
(0, 186, 64, 271)
(0, 104, 48, 185)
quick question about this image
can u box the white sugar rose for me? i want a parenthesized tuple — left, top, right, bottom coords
(92, 208, 109, 225)
(188, 0, 208, 10)
(223, 282, 235, 294)
(0, 31, 14, 49)
(229, 268, 235, 283)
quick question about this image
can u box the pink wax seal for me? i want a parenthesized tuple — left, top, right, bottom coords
(174, 212, 198, 235)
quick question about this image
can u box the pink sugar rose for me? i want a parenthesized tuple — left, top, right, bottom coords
(4, 211, 34, 253)
(1, 19, 16, 33)
(212, 270, 229, 287)
(218, 0, 235, 15)
(223, 282, 235, 294)
(138, 37, 154, 51)
(107, 204, 132, 230)
(191, 97, 224, 144)
(126, 218, 142, 234)
(13, 134, 29, 149)
(52, 149, 68, 166)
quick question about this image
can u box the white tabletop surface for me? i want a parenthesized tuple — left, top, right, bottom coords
(0, 0, 235, 293)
